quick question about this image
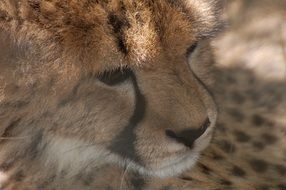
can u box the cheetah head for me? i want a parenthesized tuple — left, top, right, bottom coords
(0, 0, 222, 178)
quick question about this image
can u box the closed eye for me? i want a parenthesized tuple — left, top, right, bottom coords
(97, 67, 133, 86)
(186, 43, 198, 56)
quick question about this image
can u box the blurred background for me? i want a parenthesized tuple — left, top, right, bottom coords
(216, 0, 286, 80)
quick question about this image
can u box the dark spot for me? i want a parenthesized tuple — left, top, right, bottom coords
(247, 90, 260, 101)
(198, 163, 212, 174)
(1, 119, 21, 139)
(249, 159, 268, 173)
(160, 186, 172, 190)
(180, 176, 193, 181)
(0, 10, 8, 20)
(220, 179, 232, 186)
(231, 91, 245, 104)
(130, 173, 145, 189)
(117, 38, 128, 54)
(81, 174, 94, 186)
(258, 185, 270, 190)
(12, 170, 25, 181)
(28, 1, 41, 11)
(105, 186, 113, 190)
(108, 13, 124, 33)
(252, 141, 265, 151)
(217, 140, 236, 154)
(261, 133, 277, 145)
(28, 132, 43, 160)
(274, 164, 286, 176)
(233, 130, 251, 142)
(227, 108, 245, 122)
(0, 159, 15, 172)
(231, 165, 246, 177)
(216, 123, 227, 133)
(15, 101, 29, 108)
(37, 175, 56, 189)
(252, 115, 265, 127)
(211, 152, 224, 160)
(278, 184, 286, 190)
(226, 75, 237, 84)
(108, 13, 130, 55)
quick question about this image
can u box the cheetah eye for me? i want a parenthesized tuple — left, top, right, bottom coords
(97, 68, 133, 86)
(186, 43, 198, 56)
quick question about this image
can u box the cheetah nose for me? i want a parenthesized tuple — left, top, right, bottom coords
(165, 118, 211, 148)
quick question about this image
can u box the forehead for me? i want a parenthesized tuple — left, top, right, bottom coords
(17, 0, 222, 69)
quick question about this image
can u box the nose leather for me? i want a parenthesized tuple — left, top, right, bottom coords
(165, 118, 210, 148)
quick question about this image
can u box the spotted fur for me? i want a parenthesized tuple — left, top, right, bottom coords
(0, 0, 223, 189)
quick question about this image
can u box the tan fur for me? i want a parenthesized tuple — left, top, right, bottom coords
(82, 1, 286, 190)
(0, 0, 223, 189)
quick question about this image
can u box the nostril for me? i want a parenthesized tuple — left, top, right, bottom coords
(166, 129, 195, 148)
(165, 118, 211, 148)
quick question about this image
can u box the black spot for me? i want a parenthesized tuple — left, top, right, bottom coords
(258, 185, 270, 190)
(261, 133, 277, 145)
(130, 173, 145, 189)
(220, 179, 232, 186)
(1, 119, 21, 139)
(0, 159, 15, 172)
(231, 165, 246, 177)
(28, 1, 41, 11)
(217, 140, 236, 154)
(226, 75, 237, 84)
(180, 176, 193, 181)
(80, 173, 95, 186)
(108, 13, 124, 33)
(274, 164, 286, 176)
(278, 184, 286, 190)
(160, 186, 173, 190)
(105, 186, 113, 190)
(108, 13, 130, 54)
(249, 159, 268, 173)
(117, 38, 128, 54)
(0, 10, 8, 20)
(211, 152, 224, 160)
(252, 114, 265, 127)
(233, 130, 251, 143)
(216, 123, 227, 133)
(28, 132, 43, 160)
(227, 108, 245, 122)
(231, 91, 245, 104)
(252, 141, 265, 151)
(198, 163, 212, 174)
(12, 170, 25, 182)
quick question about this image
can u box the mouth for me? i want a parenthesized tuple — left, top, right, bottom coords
(136, 151, 201, 178)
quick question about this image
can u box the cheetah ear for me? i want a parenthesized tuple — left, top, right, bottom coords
(185, 0, 225, 38)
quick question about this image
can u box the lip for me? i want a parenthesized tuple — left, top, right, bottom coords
(140, 151, 201, 177)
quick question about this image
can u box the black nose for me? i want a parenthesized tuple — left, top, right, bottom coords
(165, 119, 210, 148)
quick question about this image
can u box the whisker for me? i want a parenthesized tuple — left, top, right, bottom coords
(120, 161, 131, 190)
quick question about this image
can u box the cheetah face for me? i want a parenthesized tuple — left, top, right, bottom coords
(0, 0, 222, 177)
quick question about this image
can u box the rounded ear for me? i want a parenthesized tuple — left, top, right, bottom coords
(183, 0, 225, 38)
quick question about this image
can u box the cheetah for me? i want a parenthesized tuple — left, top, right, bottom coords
(82, 1, 286, 190)
(0, 0, 285, 190)
(0, 0, 222, 189)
